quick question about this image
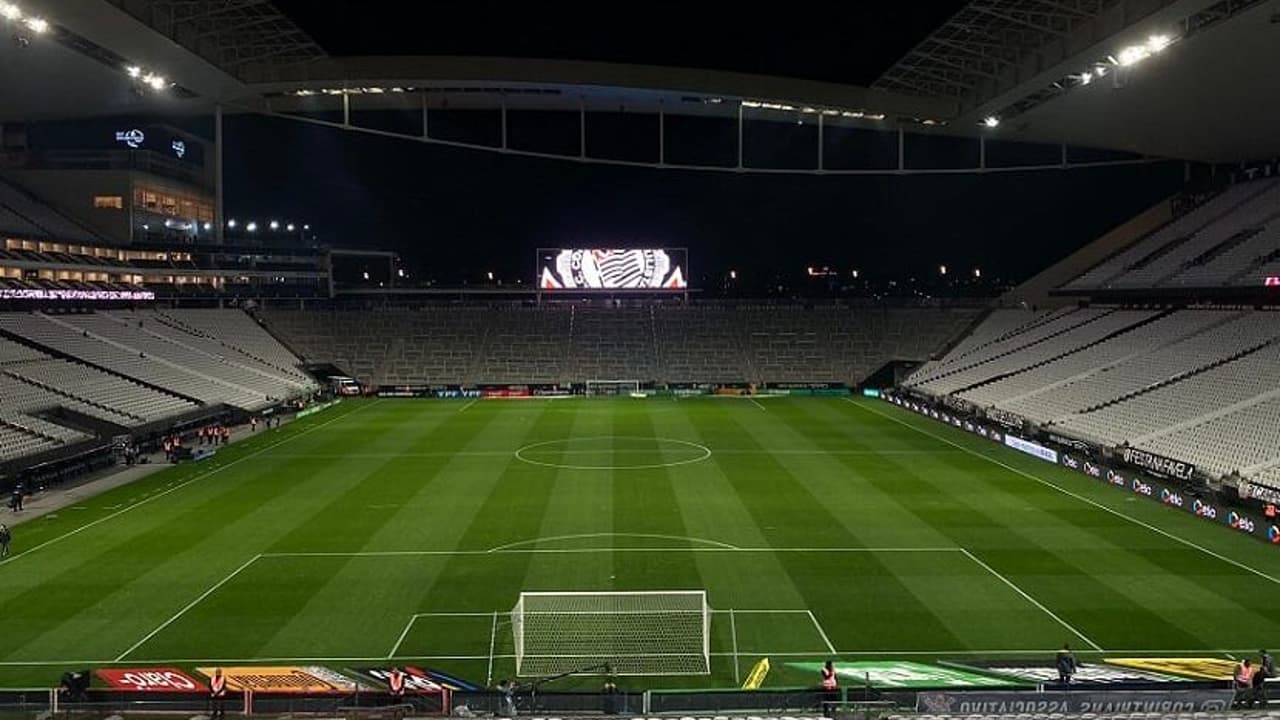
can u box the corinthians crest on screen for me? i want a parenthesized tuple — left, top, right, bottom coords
(539, 248, 687, 290)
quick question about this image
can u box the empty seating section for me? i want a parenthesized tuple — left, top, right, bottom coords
(653, 307, 748, 383)
(905, 308, 1122, 395)
(956, 310, 1222, 409)
(1056, 342, 1280, 445)
(907, 306, 1280, 483)
(0, 177, 100, 242)
(157, 309, 316, 386)
(477, 307, 570, 384)
(0, 424, 56, 461)
(7, 358, 196, 421)
(998, 311, 1271, 422)
(908, 308, 1058, 379)
(1139, 395, 1280, 477)
(260, 305, 979, 387)
(1065, 178, 1280, 290)
(1064, 180, 1270, 290)
(570, 308, 657, 382)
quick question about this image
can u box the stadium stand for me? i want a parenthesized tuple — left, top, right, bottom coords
(904, 304, 1280, 484)
(1064, 177, 1280, 291)
(0, 176, 103, 243)
(260, 304, 979, 387)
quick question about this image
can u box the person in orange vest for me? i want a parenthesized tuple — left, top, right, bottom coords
(388, 668, 406, 698)
(1235, 659, 1255, 708)
(821, 660, 838, 690)
(209, 667, 227, 719)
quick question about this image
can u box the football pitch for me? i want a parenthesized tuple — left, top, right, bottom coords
(1, 396, 1278, 690)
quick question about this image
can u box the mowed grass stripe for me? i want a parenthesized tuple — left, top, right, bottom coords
(834, 398, 1280, 651)
(699, 398, 970, 653)
(121, 401, 465, 660)
(742, 399, 1068, 652)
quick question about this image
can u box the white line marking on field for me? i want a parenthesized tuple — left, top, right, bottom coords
(749, 397, 767, 411)
(486, 611, 499, 686)
(487, 532, 741, 553)
(848, 399, 1280, 587)
(729, 607, 740, 685)
(458, 398, 480, 413)
(960, 548, 1104, 652)
(807, 610, 838, 655)
(261, 546, 963, 558)
(0, 400, 379, 569)
(387, 616, 418, 659)
(115, 553, 263, 661)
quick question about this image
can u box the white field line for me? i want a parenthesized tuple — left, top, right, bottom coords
(961, 548, 1104, 652)
(114, 554, 263, 662)
(487, 532, 741, 553)
(729, 607, 740, 685)
(260, 546, 965, 558)
(749, 397, 767, 411)
(486, 611, 499, 686)
(1, 648, 1269, 666)
(848, 399, 1280, 587)
(807, 610, 838, 655)
(260, 449, 964, 458)
(458, 398, 480, 413)
(0, 400, 378, 569)
(387, 616, 418, 659)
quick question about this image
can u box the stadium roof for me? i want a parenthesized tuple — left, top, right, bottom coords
(2, 0, 1278, 162)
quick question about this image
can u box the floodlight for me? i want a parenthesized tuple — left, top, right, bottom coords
(0, 3, 20, 21)
(362, 271, 370, 280)
(22, 15, 46, 33)
(202, 222, 212, 231)
(1117, 45, 1148, 66)
(982, 116, 1000, 128)
(729, 270, 737, 280)
(126, 65, 141, 78)
(939, 265, 948, 275)
(1146, 34, 1171, 52)
(227, 219, 237, 228)
(269, 220, 280, 230)
(1079, 71, 1092, 85)
(286, 223, 295, 232)
(246, 221, 258, 232)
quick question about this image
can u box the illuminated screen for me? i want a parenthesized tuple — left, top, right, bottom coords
(538, 248, 687, 290)
(1266, 276, 1279, 287)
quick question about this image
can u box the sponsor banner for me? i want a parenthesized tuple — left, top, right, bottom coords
(97, 668, 207, 692)
(957, 661, 1185, 685)
(295, 400, 341, 419)
(1105, 658, 1238, 680)
(916, 689, 1234, 714)
(376, 386, 481, 399)
(353, 667, 443, 693)
(768, 382, 847, 390)
(986, 408, 1024, 429)
(1048, 433, 1091, 452)
(0, 288, 156, 301)
(788, 661, 1026, 688)
(1238, 479, 1280, 505)
(196, 666, 364, 694)
(1004, 435, 1059, 463)
(1121, 447, 1196, 481)
(481, 386, 532, 399)
(861, 388, 881, 398)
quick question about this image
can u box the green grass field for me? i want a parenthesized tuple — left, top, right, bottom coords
(1, 396, 1278, 691)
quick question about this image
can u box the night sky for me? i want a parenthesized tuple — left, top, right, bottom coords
(222, 114, 1184, 289)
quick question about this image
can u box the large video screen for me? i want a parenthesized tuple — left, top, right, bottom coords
(537, 248, 688, 290)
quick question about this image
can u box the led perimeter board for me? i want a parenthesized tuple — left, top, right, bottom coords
(537, 248, 688, 291)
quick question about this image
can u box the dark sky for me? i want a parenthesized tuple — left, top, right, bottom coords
(273, 1, 970, 87)
(222, 114, 1184, 288)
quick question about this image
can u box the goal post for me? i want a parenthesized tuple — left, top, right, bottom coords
(584, 379, 642, 396)
(510, 590, 711, 676)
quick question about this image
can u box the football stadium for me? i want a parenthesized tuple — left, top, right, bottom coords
(2, 2, 1280, 719)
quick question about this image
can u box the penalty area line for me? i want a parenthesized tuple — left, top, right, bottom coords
(961, 548, 1103, 652)
(114, 554, 263, 662)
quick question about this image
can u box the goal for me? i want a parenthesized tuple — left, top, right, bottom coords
(510, 591, 711, 676)
(585, 380, 641, 396)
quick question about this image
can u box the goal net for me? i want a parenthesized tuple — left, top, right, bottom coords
(511, 591, 710, 676)
(585, 380, 641, 396)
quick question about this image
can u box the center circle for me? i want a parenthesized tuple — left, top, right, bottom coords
(514, 436, 712, 470)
